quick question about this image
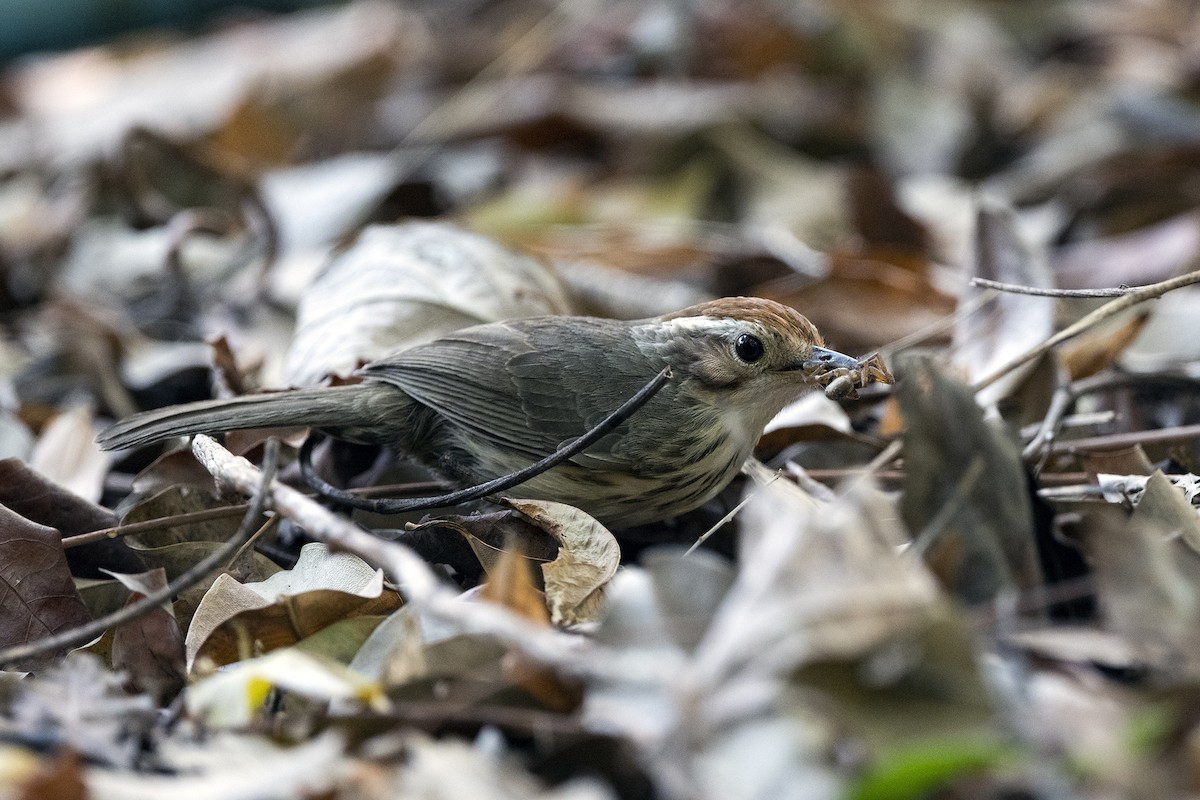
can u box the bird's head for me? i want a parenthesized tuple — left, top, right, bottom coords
(644, 297, 869, 429)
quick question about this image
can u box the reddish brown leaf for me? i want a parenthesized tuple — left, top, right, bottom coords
(207, 334, 256, 397)
(1061, 312, 1150, 382)
(0, 504, 92, 669)
(109, 568, 186, 705)
(759, 249, 955, 354)
(0, 459, 144, 578)
(480, 547, 552, 627)
(847, 167, 930, 252)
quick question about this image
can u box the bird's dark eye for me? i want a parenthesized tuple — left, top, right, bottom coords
(735, 333, 764, 363)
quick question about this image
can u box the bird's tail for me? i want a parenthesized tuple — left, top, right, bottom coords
(97, 383, 386, 451)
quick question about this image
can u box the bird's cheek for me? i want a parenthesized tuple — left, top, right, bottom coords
(690, 359, 744, 390)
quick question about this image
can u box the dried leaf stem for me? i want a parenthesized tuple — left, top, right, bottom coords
(973, 266, 1200, 391)
(0, 440, 282, 669)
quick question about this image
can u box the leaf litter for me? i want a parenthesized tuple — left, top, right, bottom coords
(3, 1, 1200, 798)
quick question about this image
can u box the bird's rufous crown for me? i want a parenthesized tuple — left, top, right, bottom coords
(662, 297, 824, 347)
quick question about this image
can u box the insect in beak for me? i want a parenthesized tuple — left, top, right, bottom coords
(796, 346, 860, 374)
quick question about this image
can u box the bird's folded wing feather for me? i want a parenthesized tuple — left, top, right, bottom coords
(358, 318, 661, 469)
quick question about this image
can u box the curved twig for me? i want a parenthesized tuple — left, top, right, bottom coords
(299, 367, 672, 514)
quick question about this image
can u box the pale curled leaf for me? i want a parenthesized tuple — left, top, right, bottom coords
(185, 542, 399, 669)
(1098, 471, 1200, 514)
(504, 499, 621, 626)
(406, 510, 559, 577)
(102, 567, 175, 613)
(282, 222, 574, 385)
(1128, 471, 1200, 559)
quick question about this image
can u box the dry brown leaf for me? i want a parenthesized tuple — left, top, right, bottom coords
(503, 498, 621, 627)
(186, 543, 400, 670)
(207, 334, 258, 398)
(1060, 312, 1150, 381)
(107, 568, 186, 704)
(952, 200, 1055, 406)
(1079, 501, 1200, 668)
(16, 749, 86, 800)
(760, 249, 955, 354)
(405, 509, 558, 578)
(0, 458, 143, 577)
(0, 504, 93, 670)
(479, 548, 551, 627)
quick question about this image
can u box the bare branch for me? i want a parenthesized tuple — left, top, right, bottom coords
(969, 278, 1138, 297)
(973, 267, 1200, 391)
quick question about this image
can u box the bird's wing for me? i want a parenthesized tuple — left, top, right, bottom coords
(359, 317, 662, 469)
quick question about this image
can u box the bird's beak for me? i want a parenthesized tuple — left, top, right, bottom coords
(797, 346, 859, 374)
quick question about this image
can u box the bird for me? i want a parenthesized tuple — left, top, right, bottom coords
(98, 297, 868, 528)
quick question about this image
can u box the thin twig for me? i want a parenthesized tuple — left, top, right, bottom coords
(300, 367, 672, 514)
(1022, 371, 1200, 463)
(0, 440, 282, 669)
(684, 469, 782, 557)
(865, 438, 903, 475)
(969, 278, 1139, 297)
(1018, 411, 1115, 441)
(1046, 422, 1200, 454)
(1037, 485, 1106, 501)
(61, 480, 447, 549)
(973, 267, 1200, 391)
